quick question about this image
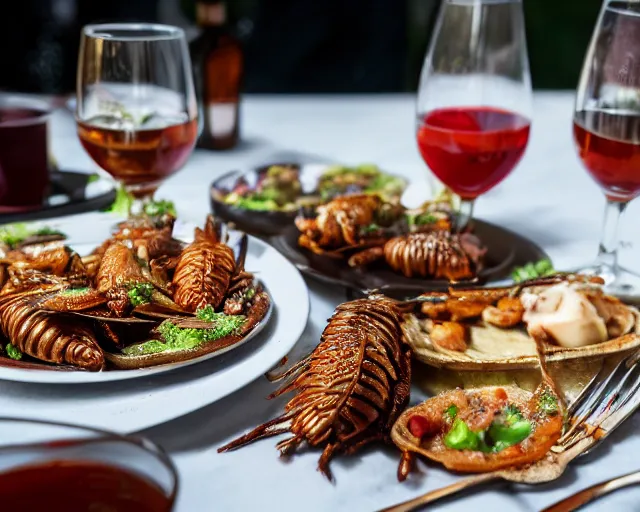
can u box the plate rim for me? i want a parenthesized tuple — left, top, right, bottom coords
(410, 334, 640, 371)
(0, 170, 116, 224)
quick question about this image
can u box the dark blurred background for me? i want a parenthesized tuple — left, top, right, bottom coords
(0, 0, 603, 95)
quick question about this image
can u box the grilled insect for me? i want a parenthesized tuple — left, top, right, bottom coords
(0, 215, 269, 372)
(348, 231, 485, 281)
(223, 235, 256, 315)
(218, 296, 412, 481)
(0, 292, 104, 371)
(295, 194, 401, 255)
(172, 216, 237, 312)
(92, 215, 183, 260)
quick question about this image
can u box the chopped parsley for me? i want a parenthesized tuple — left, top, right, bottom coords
(195, 305, 217, 322)
(538, 389, 559, 416)
(5, 344, 22, 360)
(127, 282, 154, 307)
(122, 311, 246, 356)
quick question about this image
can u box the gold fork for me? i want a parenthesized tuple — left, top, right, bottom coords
(540, 468, 640, 512)
(378, 350, 640, 512)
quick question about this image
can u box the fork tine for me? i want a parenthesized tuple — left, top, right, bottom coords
(583, 370, 640, 455)
(558, 350, 640, 449)
(584, 361, 640, 423)
(565, 361, 609, 417)
(559, 357, 631, 442)
(558, 352, 639, 446)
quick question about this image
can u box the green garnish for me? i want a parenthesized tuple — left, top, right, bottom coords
(105, 185, 133, 215)
(503, 404, 524, 424)
(538, 389, 559, 416)
(0, 224, 66, 248)
(443, 404, 532, 454)
(444, 404, 459, 421)
(143, 199, 177, 217)
(105, 185, 176, 218)
(195, 305, 217, 322)
(87, 173, 101, 184)
(361, 223, 381, 234)
(61, 287, 91, 296)
(407, 212, 438, 226)
(122, 312, 246, 356)
(487, 417, 531, 451)
(231, 196, 280, 211)
(320, 163, 381, 179)
(444, 418, 480, 450)
(5, 344, 22, 360)
(244, 288, 256, 300)
(127, 282, 154, 307)
(511, 258, 555, 283)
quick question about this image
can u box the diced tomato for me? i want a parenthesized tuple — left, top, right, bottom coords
(408, 415, 439, 439)
(495, 388, 508, 401)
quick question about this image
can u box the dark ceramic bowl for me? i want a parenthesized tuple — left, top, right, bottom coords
(210, 163, 301, 237)
(210, 162, 408, 238)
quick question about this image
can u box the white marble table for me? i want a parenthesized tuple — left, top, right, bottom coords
(50, 92, 640, 511)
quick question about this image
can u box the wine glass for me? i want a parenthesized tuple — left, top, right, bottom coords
(0, 417, 178, 511)
(415, 0, 533, 231)
(572, 0, 640, 297)
(76, 23, 198, 220)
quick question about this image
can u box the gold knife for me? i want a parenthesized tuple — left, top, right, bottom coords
(540, 469, 640, 512)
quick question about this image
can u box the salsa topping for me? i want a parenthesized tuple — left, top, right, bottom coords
(395, 385, 564, 473)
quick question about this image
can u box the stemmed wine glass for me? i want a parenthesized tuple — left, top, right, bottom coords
(76, 23, 198, 220)
(416, 0, 533, 231)
(572, 0, 640, 296)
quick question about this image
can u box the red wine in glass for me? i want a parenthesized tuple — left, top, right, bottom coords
(416, 107, 531, 200)
(573, 109, 640, 202)
(415, 0, 532, 231)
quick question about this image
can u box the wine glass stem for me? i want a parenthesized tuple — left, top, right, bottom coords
(457, 198, 475, 233)
(595, 198, 627, 274)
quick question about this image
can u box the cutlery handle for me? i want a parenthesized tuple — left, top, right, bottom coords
(377, 472, 500, 512)
(541, 470, 640, 512)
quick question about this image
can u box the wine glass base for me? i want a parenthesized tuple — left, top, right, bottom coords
(569, 263, 640, 302)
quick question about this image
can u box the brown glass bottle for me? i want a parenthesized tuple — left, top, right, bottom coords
(190, 0, 243, 150)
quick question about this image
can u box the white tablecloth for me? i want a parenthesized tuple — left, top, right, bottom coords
(51, 92, 640, 511)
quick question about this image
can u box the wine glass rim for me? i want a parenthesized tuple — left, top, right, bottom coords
(82, 23, 186, 42)
(0, 416, 179, 503)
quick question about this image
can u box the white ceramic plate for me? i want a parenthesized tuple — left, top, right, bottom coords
(0, 212, 309, 431)
(0, 217, 288, 383)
